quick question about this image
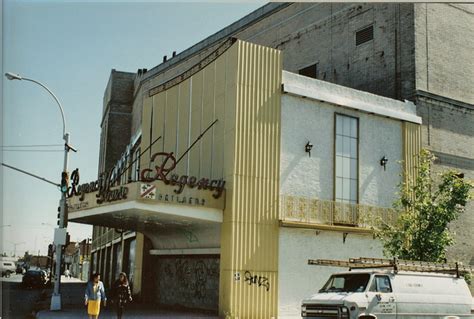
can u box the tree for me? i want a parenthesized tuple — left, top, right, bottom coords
(378, 149, 473, 262)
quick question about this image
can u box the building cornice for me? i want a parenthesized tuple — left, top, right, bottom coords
(415, 90, 474, 111)
(282, 71, 422, 124)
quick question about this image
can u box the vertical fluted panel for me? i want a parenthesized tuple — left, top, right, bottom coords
(140, 96, 152, 169)
(403, 122, 421, 190)
(140, 39, 281, 317)
(220, 40, 282, 319)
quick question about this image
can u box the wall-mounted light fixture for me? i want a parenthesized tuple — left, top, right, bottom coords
(343, 232, 348, 244)
(305, 142, 313, 157)
(380, 156, 388, 171)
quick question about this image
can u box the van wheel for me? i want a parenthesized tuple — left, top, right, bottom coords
(359, 316, 377, 319)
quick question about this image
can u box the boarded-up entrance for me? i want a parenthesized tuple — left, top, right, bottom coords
(156, 255, 219, 312)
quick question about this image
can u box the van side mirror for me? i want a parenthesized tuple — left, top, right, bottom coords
(376, 294, 382, 302)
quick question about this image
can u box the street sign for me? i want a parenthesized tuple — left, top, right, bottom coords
(54, 228, 67, 246)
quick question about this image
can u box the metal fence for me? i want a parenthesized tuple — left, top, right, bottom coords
(280, 195, 398, 230)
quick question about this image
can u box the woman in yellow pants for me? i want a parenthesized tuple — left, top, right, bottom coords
(85, 273, 107, 319)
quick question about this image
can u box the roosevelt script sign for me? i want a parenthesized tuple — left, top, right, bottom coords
(67, 169, 128, 204)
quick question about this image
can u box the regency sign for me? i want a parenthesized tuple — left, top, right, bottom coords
(67, 152, 225, 206)
(140, 152, 225, 199)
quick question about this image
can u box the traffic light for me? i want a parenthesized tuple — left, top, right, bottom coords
(64, 205, 68, 228)
(60, 171, 69, 193)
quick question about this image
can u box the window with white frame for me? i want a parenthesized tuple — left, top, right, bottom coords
(335, 114, 358, 204)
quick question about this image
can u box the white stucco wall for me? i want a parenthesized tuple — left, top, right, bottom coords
(278, 228, 383, 318)
(280, 93, 403, 207)
(278, 83, 411, 317)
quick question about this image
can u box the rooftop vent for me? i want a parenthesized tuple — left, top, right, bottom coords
(356, 25, 373, 46)
(299, 63, 318, 79)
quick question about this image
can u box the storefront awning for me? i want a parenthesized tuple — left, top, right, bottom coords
(67, 181, 225, 233)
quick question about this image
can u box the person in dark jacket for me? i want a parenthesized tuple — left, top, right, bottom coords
(111, 272, 132, 319)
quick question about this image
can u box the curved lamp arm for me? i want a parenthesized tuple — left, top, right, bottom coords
(5, 72, 67, 141)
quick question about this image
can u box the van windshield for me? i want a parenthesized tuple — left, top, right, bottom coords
(319, 274, 370, 293)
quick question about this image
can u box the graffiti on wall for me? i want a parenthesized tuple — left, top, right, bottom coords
(158, 257, 219, 311)
(181, 229, 199, 243)
(243, 271, 270, 292)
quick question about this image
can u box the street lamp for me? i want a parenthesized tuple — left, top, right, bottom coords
(5, 72, 76, 311)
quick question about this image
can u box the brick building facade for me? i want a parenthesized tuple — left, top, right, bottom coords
(78, 2, 473, 316)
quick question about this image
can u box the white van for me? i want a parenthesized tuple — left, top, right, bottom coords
(302, 268, 474, 318)
(1, 261, 17, 277)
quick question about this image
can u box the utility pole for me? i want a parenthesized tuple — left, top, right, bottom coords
(5, 72, 76, 311)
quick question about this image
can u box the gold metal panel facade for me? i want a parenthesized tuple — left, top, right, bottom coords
(141, 97, 152, 168)
(402, 122, 421, 188)
(219, 41, 282, 318)
(176, 79, 191, 176)
(139, 39, 281, 317)
(152, 93, 166, 155)
(140, 41, 238, 181)
(164, 85, 179, 154)
(189, 71, 204, 177)
(279, 195, 398, 232)
(201, 63, 216, 179)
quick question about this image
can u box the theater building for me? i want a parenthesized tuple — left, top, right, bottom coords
(67, 38, 421, 318)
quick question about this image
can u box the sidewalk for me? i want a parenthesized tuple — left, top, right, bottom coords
(36, 305, 219, 318)
(59, 275, 86, 283)
(35, 276, 219, 318)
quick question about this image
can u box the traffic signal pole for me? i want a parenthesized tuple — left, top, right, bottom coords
(50, 133, 71, 311)
(4, 72, 75, 312)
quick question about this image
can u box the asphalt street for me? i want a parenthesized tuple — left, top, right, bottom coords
(1, 273, 86, 319)
(2, 274, 45, 318)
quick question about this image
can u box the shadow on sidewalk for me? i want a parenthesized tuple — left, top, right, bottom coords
(36, 303, 219, 318)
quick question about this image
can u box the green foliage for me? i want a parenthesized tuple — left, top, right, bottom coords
(378, 149, 473, 262)
(464, 273, 472, 285)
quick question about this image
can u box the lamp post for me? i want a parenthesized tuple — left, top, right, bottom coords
(5, 72, 75, 311)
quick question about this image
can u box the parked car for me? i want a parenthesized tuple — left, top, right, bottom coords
(301, 270, 474, 319)
(1, 261, 16, 277)
(22, 270, 48, 289)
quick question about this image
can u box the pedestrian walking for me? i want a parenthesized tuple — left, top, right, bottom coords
(85, 272, 107, 319)
(111, 272, 132, 319)
(64, 268, 71, 278)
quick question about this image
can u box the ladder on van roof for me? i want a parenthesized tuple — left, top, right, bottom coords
(308, 257, 473, 277)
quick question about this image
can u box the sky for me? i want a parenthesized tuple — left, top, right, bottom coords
(1, 0, 264, 257)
